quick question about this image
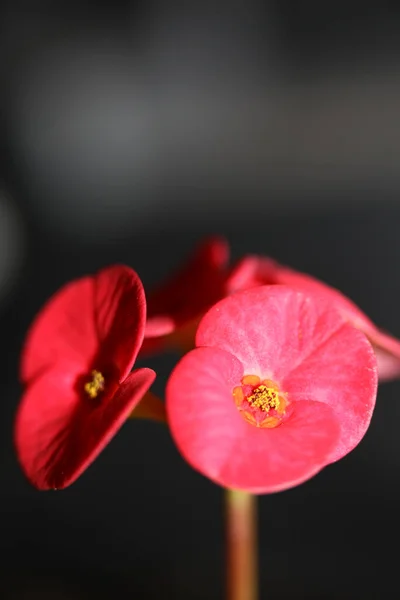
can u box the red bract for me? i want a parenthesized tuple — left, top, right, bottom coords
(142, 237, 230, 354)
(166, 286, 377, 493)
(16, 266, 155, 490)
(228, 255, 400, 382)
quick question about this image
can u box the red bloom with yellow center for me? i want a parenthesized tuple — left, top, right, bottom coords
(16, 265, 155, 490)
(228, 255, 400, 382)
(142, 237, 229, 354)
(166, 286, 377, 493)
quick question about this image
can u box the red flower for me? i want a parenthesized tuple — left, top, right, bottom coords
(16, 265, 156, 490)
(166, 286, 377, 493)
(142, 237, 230, 355)
(228, 255, 400, 382)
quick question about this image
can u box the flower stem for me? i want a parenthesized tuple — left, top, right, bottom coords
(129, 391, 166, 423)
(225, 489, 258, 600)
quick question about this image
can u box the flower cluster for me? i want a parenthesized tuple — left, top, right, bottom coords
(15, 238, 397, 493)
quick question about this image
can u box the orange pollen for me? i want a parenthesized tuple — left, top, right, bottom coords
(247, 385, 280, 413)
(84, 370, 105, 399)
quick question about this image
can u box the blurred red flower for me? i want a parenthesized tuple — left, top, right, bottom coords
(16, 265, 155, 490)
(228, 255, 400, 381)
(166, 286, 377, 493)
(141, 236, 229, 355)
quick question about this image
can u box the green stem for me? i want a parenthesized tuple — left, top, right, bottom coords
(225, 489, 258, 600)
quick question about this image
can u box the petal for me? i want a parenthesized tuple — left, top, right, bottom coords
(369, 331, 400, 381)
(227, 255, 278, 292)
(282, 323, 377, 462)
(277, 270, 400, 383)
(94, 266, 147, 382)
(21, 266, 146, 385)
(229, 256, 375, 331)
(166, 347, 340, 493)
(197, 286, 377, 463)
(145, 316, 176, 338)
(229, 255, 400, 382)
(275, 263, 400, 381)
(15, 366, 156, 490)
(21, 276, 96, 384)
(266, 261, 378, 331)
(196, 285, 348, 379)
(145, 236, 229, 339)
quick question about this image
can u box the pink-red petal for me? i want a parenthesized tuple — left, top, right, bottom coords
(93, 265, 147, 382)
(166, 347, 341, 493)
(21, 265, 147, 385)
(197, 285, 347, 379)
(21, 276, 96, 384)
(196, 285, 377, 462)
(15, 366, 156, 490)
(229, 255, 400, 381)
(281, 321, 377, 462)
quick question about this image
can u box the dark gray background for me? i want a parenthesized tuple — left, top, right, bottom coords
(1, 2, 400, 598)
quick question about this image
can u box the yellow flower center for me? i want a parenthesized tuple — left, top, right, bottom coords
(232, 375, 288, 428)
(84, 370, 105, 399)
(247, 385, 280, 412)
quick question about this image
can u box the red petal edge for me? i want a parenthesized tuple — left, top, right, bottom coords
(94, 265, 147, 382)
(15, 367, 156, 490)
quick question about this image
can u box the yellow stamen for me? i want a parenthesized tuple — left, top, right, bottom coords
(247, 385, 281, 413)
(232, 376, 288, 429)
(84, 370, 105, 399)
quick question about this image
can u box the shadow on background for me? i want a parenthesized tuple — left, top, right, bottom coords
(1, 2, 400, 599)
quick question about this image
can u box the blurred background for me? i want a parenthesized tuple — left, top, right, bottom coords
(1, 1, 400, 598)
